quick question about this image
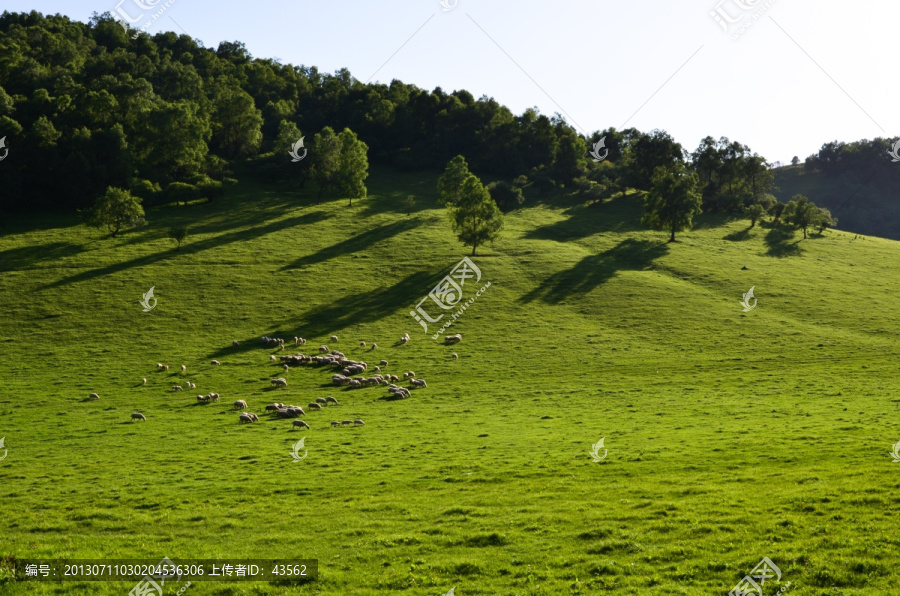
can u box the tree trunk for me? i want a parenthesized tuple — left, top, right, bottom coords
(669, 227, 676, 242)
(471, 243, 477, 256)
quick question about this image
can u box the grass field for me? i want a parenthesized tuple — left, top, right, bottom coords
(1, 168, 900, 595)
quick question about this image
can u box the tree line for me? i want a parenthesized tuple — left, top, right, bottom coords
(0, 10, 873, 248)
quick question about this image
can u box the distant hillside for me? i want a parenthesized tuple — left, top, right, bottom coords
(774, 140, 900, 239)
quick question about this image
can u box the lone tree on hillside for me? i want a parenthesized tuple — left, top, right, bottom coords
(783, 194, 818, 239)
(337, 128, 369, 206)
(746, 203, 766, 227)
(311, 126, 341, 202)
(641, 163, 702, 242)
(167, 226, 188, 249)
(814, 207, 837, 233)
(437, 155, 472, 206)
(443, 170, 503, 256)
(84, 187, 147, 237)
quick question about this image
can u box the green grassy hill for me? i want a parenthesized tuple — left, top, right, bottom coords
(1, 168, 899, 595)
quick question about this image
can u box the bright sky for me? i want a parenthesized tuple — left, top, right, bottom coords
(7, 0, 899, 165)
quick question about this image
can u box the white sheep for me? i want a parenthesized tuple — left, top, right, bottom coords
(370, 343, 378, 350)
(211, 360, 221, 366)
(331, 335, 339, 342)
(308, 402, 322, 410)
(209, 393, 220, 402)
(270, 355, 277, 362)
(232, 340, 239, 347)
(353, 419, 365, 426)
(131, 413, 146, 422)
(89, 392, 100, 400)
(325, 396, 339, 405)
(380, 359, 388, 366)
(411, 379, 427, 388)
(342, 419, 353, 426)
(360, 341, 366, 347)
(293, 420, 310, 429)
(197, 395, 209, 403)
(181, 365, 187, 373)
(331, 420, 340, 427)
(271, 378, 288, 388)
(239, 413, 252, 424)
(234, 399, 248, 409)
(445, 333, 462, 344)
(142, 378, 147, 385)
(172, 385, 183, 391)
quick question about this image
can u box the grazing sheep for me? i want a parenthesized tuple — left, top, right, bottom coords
(373, 366, 381, 373)
(331, 335, 339, 342)
(293, 419, 310, 429)
(247, 412, 259, 422)
(308, 402, 323, 411)
(349, 379, 361, 388)
(234, 400, 248, 409)
(142, 378, 147, 385)
(211, 360, 221, 366)
(181, 365, 187, 373)
(239, 413, 252, 424)
(315, 397, 328, 405)
(271, 378, 288, 388)
(131, 413, 146, 422)
(157, 363, 167, 370)
(342, 420, 353, 426)
(353, 419, 365, 426)
(380, 359, 388, 367)
(411, 379, 427, 388)
(172, 385, 183, 391)
(209, 393, 220, 402)
(390, 375, 400, 382)
(331, 420, 340, 427)
(319, 345, 329, 353)
(444, 333, 462, 344)
(161, 364, 170, 371)
(265, 404, 281, 412)
(452, 353, 459, 359)
(325, 396, 339, 405)
(197, 395, 209, 403)
(370, 343, 378, 350)
(283, 364, 290, 372)
(89, 392, 100, 400)
(360, 341, 366, 347)
(232, 340, 239, 347)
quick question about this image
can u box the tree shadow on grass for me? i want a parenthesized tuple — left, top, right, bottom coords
(520, 238, 669, 304)
(0, 241, 88, 272)
(524, 193, 645, 242)
(764, 225, 803, 257)
(208, 271, 438, 357)
(723, 226, 753, 242)
(41, 211, 332, 290)
(281, 219, 423, 269)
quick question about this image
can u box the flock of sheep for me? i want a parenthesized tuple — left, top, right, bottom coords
(98, 332, 462, 430)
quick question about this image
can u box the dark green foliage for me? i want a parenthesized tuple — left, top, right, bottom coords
(443, 168, 503, 255)
(167, 225, 188, 248)
(486, 180, 524, 212)
(83, 186, 146, 237)
(642, 163, 702, 242)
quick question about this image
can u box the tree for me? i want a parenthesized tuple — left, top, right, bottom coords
(486, 180, 524, 212)
(783, 194, 819, 239)
(770, 201, 786, 223)
(447, 173, 503, 255)
(813, 206, 837, 233)
(209, 77, 264, 158)
(167, 226, 188, 249)
(405, 195, 415, 216)
(311, 126, 341, 202)
(437, 155, 472, 206)
(337, 128, 369, 206)
(85, 187, 147, 237)
(791, 155, 800, 165)
(746, 203, 766, 227)
(641, 164, 702, 242)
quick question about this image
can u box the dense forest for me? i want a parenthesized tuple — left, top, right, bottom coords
(0, 10, 897, 239)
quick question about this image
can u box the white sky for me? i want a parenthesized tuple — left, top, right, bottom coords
(7, 0, 899, 165)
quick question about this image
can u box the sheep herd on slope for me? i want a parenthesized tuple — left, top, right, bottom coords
(91, 332, 463, 428)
